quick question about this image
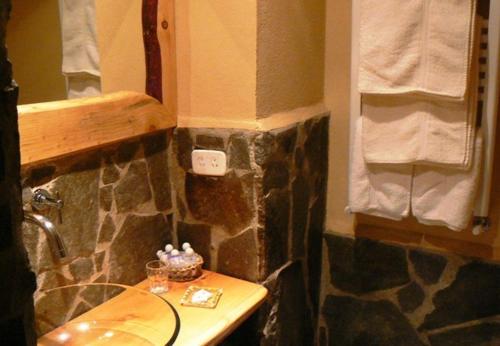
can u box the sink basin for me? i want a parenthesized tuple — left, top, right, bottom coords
(35, 283, 179, 346)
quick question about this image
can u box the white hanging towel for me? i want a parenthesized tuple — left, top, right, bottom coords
(361, 82, 478, 169)
(349, 118, 413, 220)
(361, 15, 480, 169)
(412, 129, 483, 231)
(350, 120, 483, 231)
(66, 75, 101, 99)
(359, 0, 476, 100)
(59, 0, 101, 97)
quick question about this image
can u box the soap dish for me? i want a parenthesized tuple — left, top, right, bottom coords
(180, 286, 223, 309)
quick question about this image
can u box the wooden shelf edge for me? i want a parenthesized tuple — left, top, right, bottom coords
(18, 91, 176, 166)
(206, 287, 268, 346)
(138, 270, 268, 346)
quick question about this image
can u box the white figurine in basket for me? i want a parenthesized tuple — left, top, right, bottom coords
(156, 242, 204, 281)
(157, 243, 199, 266)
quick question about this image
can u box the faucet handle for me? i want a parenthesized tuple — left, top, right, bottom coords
(32, 189, 64, 210)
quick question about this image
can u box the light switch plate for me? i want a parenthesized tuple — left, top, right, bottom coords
(191, 149, 227, 176)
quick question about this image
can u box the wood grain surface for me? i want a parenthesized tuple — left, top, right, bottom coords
(38, 271, 267, 346)
(18, 91, 175, 166)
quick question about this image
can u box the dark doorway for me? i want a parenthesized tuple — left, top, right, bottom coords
(0, 0, 37, 344)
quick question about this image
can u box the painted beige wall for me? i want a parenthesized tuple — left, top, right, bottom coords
(7, 0, 67, 105)
(256, 0, 325, 118)
(324, 0, 353, 234)
(175, 0, 325, 127)
(95, 0, 145, 95)
(175, 0, 257, 123)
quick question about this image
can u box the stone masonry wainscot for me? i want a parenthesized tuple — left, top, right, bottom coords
(320, 233, 500, 346)
(21, 130, 175, 336)
(20, 111, 329, 344)
(172, 113, 329, 345)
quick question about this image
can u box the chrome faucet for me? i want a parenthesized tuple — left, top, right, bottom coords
(22, 187, 68, 260)
(31, 188, 64, 210)
(23, 211, 68, 259)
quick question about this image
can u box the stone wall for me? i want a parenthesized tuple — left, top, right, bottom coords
(172, 113, 329, 344)
(21, 131, 174, 335)
(20, 110, 329, 343)
(320, 233, 500, 346)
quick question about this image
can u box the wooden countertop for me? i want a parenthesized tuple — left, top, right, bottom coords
(38, 271, 268, 346)
(141, 271, 267, 346)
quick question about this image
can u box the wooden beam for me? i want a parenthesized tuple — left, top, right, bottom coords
(143, 0, 163, 102)
(18, 91, 175, 166)
(158, 0, 177, 115)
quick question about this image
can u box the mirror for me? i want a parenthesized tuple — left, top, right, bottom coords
(7, 0, 67, 104)
(6, 0, 146, 106)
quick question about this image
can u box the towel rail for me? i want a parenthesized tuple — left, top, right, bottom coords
(347, 0, 361, 215)
(347, 0, 500, 236)
(473, 0, 500, 235)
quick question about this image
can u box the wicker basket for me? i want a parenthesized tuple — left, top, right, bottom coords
(168, 254, 204, 282)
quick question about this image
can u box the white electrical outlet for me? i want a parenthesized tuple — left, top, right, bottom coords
(191, 149, 227, 176)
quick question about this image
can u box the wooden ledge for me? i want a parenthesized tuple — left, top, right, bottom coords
(18, 91, 176, 166)
(38, 271, 268, 346)
(139, 270, 268, 345)
(176, 103, 328, 131)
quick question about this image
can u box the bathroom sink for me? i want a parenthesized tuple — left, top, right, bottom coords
(35, 283, 179, 346)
